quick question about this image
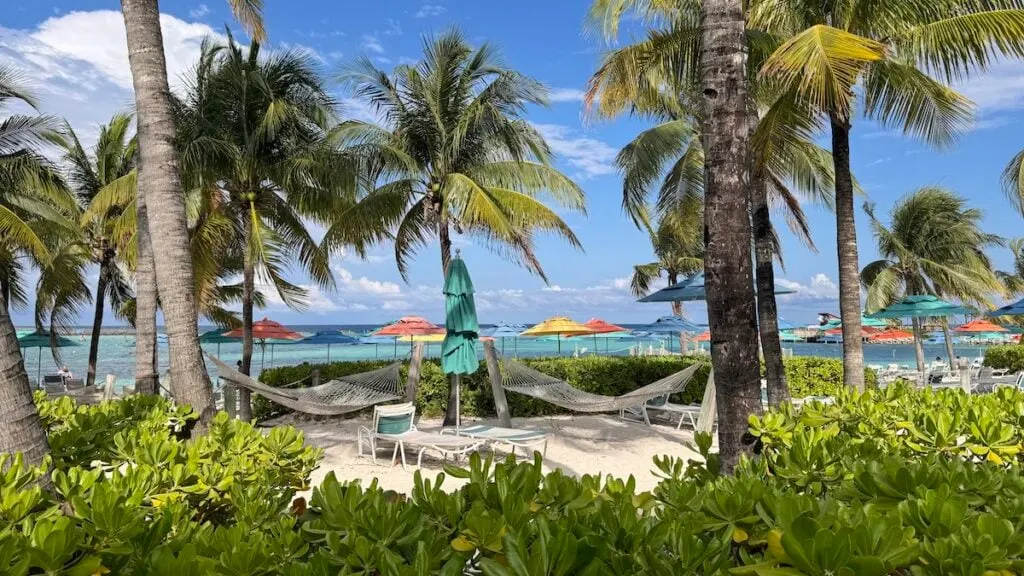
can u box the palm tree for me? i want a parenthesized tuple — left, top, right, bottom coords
(59, 115, 137, 387)
(996, 238, 1024, 296)
(334, 30, 586, 426)
(630, 213, 704, 318)
(173, 36, 349, 420)
(586, 2, 836, 408)
(118, 0, 264, 431)
(754, 0, 1024, 390)
(862, 187, 1003, 372)
(0, 66, 74, 466)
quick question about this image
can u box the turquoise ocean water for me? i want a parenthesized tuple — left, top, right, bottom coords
(18, 325, 993, 388)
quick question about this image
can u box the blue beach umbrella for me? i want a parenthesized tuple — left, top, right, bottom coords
(638, 272, 795, 303)
(442, 253, 480, 430)
(636, 316, 704, 352)
(989, 297, 1024, 317)
(300, 330, 360, 362)
(483, 322, 527, 355)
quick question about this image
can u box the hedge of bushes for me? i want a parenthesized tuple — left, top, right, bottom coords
(6, 383, 1024, 574)
(254, 355, 876, 421)
(984, 344, 1024, 372)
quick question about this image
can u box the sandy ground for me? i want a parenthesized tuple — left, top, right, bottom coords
(265, 413, 703, 494)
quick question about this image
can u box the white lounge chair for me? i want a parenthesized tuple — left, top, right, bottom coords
(446, 424, 550, 456)
(357, 403, 484, 470)
(643, 396, 702, 429)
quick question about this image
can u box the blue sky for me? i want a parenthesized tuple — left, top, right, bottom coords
(3, 0, 1024, 327)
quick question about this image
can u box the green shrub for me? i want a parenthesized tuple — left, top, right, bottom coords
(985, 344, 1024, 372)
(255, 355, 870, 421)
(6, 386, 1024, 574)
(783, 355, 878, 393)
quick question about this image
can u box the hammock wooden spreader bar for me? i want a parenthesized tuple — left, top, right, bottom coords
(207, 354, 404, 416)
(501, 360, 702, 412)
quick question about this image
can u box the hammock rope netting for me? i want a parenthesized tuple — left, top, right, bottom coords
(500, 359, 701, 412)
(207, 354, 403, 416)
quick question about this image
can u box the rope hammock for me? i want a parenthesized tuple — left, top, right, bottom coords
(207, 354, 404, 416)
(501, 359, 702, 412)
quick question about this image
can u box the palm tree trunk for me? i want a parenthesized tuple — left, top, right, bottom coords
(86, 256, 111, 387)
(911, 317, 926, 374)
(0, 290, 50, 467)
(940, 319, 955, 368)
(830, 114, 865, 392)
(121, 0, 214, 431)
(699, 0, 762, 473)
(752, 177, 789, 407)
(135, 191, 160, 395)
(239, 216, 255, 421)
(668, 272, 686, 352)
(439, 224, 459, 427)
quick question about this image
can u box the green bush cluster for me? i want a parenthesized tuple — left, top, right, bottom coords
(8, 385, 1024, 574)
(985, 345, 1024, 373)
(255, 355, 871, 421)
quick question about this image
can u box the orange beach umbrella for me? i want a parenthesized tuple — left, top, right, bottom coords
(224, 317, 303, 340)
(583, 318, 627, 334)
(954, 319, 1008, 333)
(868, 329, 914, 343)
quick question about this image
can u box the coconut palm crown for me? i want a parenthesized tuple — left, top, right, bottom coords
(329, 29, 587, 282)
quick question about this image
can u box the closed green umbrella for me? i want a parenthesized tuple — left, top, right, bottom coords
(442, 253, 479, 431)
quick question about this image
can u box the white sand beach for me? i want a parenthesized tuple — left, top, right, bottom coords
(267, 414, 704, 494)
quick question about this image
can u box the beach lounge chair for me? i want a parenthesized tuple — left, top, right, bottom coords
(64, 378, 85, 392)
(40, 375, 65, 394)
(357, 403, 484, 470)
(446, 425, 550, 456)
(643, 395, 702, 429)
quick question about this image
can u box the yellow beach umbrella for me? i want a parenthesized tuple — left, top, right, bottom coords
(520, 316, 595, 354)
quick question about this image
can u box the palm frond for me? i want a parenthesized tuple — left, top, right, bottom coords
(761, 25, 886, 119)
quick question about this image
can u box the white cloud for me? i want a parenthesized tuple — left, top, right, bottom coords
(335, 265, 402, 296)
(416, 4, 447, 17)
(255, 281, 340, 314)
(548, 87, 585, 103)
(28, 10, 219, 91)
(0, 10, 223, 149)
(383, 19, 403, 36)
(777, 273, 839, 302)
(954, 60, 1024, 114)
(341, 96, 388, 125)
(382, 300, 412, 311)
(361, 34, 384, 54)
(532, 123, 617, 178)
(189, 4, 210, 18)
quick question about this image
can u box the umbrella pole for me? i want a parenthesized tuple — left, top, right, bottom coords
(271, 344, 275, 367)
(327, 343, 331, 363)
(455, 373, 461, 433)
(558, 335, 561, 355)
(394, 337, 398, 358)
(37, 348, 42, 387)
(261, 344, 266, 371)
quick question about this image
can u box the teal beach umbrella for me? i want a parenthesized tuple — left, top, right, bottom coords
(199, 328, 238, 357)
(18, 330, 78, 385)
(442, 253, 479, 430)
